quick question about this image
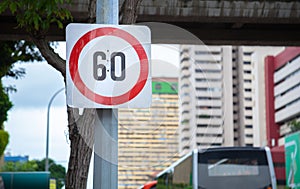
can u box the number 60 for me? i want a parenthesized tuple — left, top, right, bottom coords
(93, 51, 126, 81)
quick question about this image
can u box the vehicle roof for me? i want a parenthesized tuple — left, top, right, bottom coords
(198, 146, 266, 153)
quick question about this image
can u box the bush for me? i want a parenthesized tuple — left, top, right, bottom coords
(0, 130, 9, 156)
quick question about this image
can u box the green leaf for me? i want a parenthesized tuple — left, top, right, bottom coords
(9, 2, 17, 14)
(0, 130, 9, 156)
(0, 1, 9, 13)
(33, 18, 39, 30)
(56, 20, 63, 29)
(1, 0, 73, 34)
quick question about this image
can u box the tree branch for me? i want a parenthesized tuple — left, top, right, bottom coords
(30, 37, 66, 78)
(120, 0, 142, 24)
(88, 0, 96, 23)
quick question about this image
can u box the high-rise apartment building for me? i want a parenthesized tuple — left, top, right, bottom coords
(232, 46, 255, 147)
(265, 47, 300, 147)
(118, 78, 179, 189)
(233, 46, 283, 147)
(179, 45, 283, 156)
(179, 45, 233, 156)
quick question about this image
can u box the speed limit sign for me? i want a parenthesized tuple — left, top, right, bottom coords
(66, 24, 151, 108)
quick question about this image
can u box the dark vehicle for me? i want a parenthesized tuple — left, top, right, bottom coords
(156, 147, 276, 189)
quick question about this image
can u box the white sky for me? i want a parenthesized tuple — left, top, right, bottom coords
(2, 43, 180, 170)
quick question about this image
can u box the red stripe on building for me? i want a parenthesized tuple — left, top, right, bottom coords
(274, 47, 300, 70)
(265, 56, 279, 147)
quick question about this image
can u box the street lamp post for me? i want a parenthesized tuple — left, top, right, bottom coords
(45, 87, 65, 172)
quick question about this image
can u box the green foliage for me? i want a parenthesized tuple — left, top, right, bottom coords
(0, 40, 43, 95)
(289, 120, 300, 132)
(1, 160, 38, 172)
(0, 83, 12, 127)
(0, 41, 42, 77)
(0, 0, 72, 35)
(0, 130, 9, 156)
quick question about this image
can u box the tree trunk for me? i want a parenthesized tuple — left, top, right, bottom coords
(65, 107, 95, 189)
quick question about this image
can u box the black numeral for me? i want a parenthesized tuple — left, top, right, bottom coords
(111, 52, 125, 81)
(93, 52, 106, 81)
(93, 51, 126, 81)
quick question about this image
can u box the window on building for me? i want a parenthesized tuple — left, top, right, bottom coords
(180, 75, 190, 80)
(182, 110, 190, 114)
(197, 124, 209, 128)
(195, 51, 210, 55)
(180, 84, 189, 89)
(180, 49, 189, 55)
(245, 116, 253, 119)
(181, 119, 189, 124)
(181, 57, 189, 62)
(195, 78, 221, 82)
(182, 66, 189, 70)
(182, 128, 189, 132)
(196, 69, 221, 73)
(183, 146, 190, 150)
(211, 143, 222, 146)
(180, 92, 190, 98)
(244, 52, 252, 56)
(182, 101, 189, 106)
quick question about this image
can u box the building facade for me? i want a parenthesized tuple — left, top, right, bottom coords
(179, 45, 233, 156)
(179, 45, 283, 155)
(265, 47, 300, 147)
(234, 46, 284, 147)
(118, 78, 179, 189)
(233, 46, 255, 147)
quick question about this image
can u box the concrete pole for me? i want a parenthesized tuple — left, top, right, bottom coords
(94, 0, 119, 189)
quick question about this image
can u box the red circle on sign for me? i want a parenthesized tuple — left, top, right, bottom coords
(69, 27, 149, 105)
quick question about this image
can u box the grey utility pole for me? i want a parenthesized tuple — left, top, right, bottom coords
(46, 88, 64, 172)
(94, 0, 119, 189)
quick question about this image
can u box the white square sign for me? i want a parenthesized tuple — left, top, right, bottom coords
(66, 24, 151, 108)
